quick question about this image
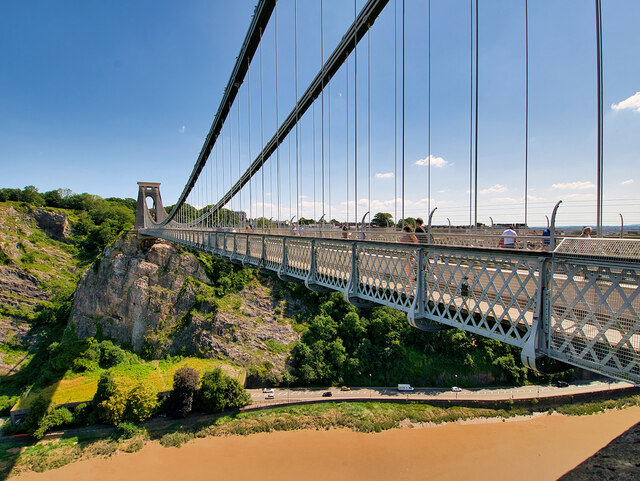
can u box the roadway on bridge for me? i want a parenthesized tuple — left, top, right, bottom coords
(248, 380, 633, 407)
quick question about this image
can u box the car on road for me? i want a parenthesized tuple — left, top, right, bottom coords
(451, 386, 462, 392)
(322, 391, 333, 397)
(397, 384, 414, 392)
(262, 387, 274, 393)
(340, 386, 351, 391)
(555, 380, 569, 388)
(265, 393, 275, 399)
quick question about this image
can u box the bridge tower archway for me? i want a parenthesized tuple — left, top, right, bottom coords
(136, 182, 167, 229)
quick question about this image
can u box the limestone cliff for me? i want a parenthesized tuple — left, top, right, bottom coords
(70, 235, 299, 375)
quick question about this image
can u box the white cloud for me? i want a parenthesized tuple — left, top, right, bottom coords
(490, 197, 520, 204)
(621, 179, 634, 185)
(479, 184, 507, 195)
(563, 193, 597, 201)
(375, 172, 394, 179)
(551, 181, 595, 190)
(178, 125, 186, 134)
(611, 92, 640, 113)
(414, 155, 448, 168)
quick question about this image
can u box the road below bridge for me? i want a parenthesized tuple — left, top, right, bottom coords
(248, 380, 634, 407)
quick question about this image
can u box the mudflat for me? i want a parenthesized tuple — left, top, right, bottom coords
(13, 406, 640, 481)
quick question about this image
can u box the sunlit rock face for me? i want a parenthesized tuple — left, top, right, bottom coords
(71, 234, 298, 375)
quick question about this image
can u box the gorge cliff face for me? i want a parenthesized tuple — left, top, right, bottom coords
(71, 235, 299, 374)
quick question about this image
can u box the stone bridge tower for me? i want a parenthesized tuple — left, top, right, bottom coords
(135, 182, 167, 229)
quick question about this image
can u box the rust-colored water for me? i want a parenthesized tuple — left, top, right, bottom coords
(13, 407, 640, 481)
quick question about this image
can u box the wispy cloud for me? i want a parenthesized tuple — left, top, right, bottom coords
(551, 181, 594, 190)
(491, 196, 520, 204)
(375, 172, 394, 179)
(621, 178, 634, 185)
(563, 193, 597, 201)
(178, 125, 186, 134)
(611, 92, 640, 113)
(479, 184, 507, 195)
(414, 155, 448, 168)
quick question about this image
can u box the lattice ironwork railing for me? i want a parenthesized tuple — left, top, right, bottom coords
(264, 236, 284, 270)
(313, 239, 352, 290)
(420, 248, 543, 348)
(548, 257, 640, 383)
(555, 237, 640, 261)
(246, 235, 263, 265)
(355, 244, 418, 310)
(283, 238, 312, 280)
(234, 234, 247, 260)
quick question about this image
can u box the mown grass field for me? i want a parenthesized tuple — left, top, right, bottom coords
(16, 357, 245, 409)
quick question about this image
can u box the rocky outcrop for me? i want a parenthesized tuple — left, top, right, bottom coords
(0, 267, 48, 308)
(33, 208, 71, 241)
(70, 235, 299, 374)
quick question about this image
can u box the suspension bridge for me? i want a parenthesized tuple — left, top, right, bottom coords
(136, 0, 639, 385)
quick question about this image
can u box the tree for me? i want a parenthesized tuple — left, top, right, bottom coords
(168, 367, 200, 418)
(198, 368, 250, 413)
(125, 383, 158, 422)
(21, 185, 44, 206)
(397, 217, 416, 229)
(92, 374, 127, 425)
(371, 212, 393, 228)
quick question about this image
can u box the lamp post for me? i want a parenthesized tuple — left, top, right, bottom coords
(369, 373, 372, 399)
(454, 374, 458, 400)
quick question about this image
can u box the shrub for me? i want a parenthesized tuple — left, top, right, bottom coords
(93, 373, 127, 425)
(32, 407, 73, 439)
(0, 395, 18, 416)
(168, 367, 200, 418)
(117, 421, 140, 440)
(99, 340, 126, 368)
(22, 396, 50, 436)
(72, 402, 93, 426)
(125, 384, 158, 423)
(198, 368, 250, 413)
(22, 396, 74, 439)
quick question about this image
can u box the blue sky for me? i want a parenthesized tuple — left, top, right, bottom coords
(1, 0, 638, 227)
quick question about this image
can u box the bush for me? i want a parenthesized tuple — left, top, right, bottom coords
(99, 340, 126, 368)
(168, 367, 200, 418)
(32, 407, 73, 439)
(22, 396, 74, 439)
(72, 402, 93, 426)
(22, 396, 49, 436)
(198, 368, 250, 413)
(0, 395, 19, 416)
(117, 421, 140, 440)
(125, 384, 158, 423)
(93, 373, 127, 425)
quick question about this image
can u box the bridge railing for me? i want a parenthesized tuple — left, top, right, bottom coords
(140, 227, 639, 385)
(163, 224, 559, 251)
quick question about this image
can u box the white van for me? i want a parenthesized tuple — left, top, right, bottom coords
(397, 384, 414, 392)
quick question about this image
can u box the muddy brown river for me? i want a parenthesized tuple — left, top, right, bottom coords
(12, 407, 640, 481)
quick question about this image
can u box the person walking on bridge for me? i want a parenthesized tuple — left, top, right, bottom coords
(501, 225, 518, 248)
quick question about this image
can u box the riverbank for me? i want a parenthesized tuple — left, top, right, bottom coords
(9, 406, 640, 481)
(2, 394, 639, 478)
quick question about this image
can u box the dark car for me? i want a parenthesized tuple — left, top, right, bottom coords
(322, 391, 333, 397)
(555, 380, 569, 388)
